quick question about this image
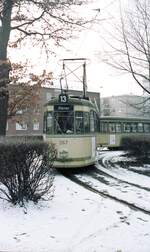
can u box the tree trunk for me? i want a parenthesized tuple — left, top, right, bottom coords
(0, 61, 10, 136)
(0, 0, 13, 136)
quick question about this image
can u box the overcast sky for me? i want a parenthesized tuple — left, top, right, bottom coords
(9, 0, 143, 97)
(49, 0, 143, 97)
(59, 0, 143, 97)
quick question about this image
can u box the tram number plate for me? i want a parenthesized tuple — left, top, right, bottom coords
(59, 94, 68, 103)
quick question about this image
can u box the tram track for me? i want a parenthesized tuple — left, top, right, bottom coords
(61, 171, 150, 216)
(94, 165, 150, 192)
(97, 150, 150, 177)
(59, 151, 150, 216)
(96, 151, 150, 190)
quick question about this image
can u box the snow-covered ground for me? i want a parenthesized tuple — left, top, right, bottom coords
(0, 153, 150, 252)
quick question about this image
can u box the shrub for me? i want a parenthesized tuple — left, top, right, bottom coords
(0, 141, 56, 206)
(121, 136, 150, 159)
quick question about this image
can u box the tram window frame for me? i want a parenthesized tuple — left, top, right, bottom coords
(131, 123, 137, 133)
(108, 123, 116, 133)
(123, 123, 131, 133)
(75, 111, 84, 134)
(100, 122, 108, 133)
(54, 111, 74, 134)
(116, 123, 122, 133)
(93, 112, 99, 132)
(90, 111, 95, 132)
(84, 112, 90, 133)
(137, 122, 143, 133)
(144, 123, 150, 133)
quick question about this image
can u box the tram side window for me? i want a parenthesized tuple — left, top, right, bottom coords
(46, 112, 53, 134)
(131, 123, 137, 133)
(100, 122, 108, 133)
(116, 123, 121, 133)
(144, 123, 150, 133)
(75, 111, 84, 134)
(90, 111, 95, 132)
(84, 112, 90, 133)
(54, 111, 74, 134)
(137, 123, 143, 133)
(108, 123, 116, 133)
(94, 112, 99, 132)
(123, 123, 131, 133)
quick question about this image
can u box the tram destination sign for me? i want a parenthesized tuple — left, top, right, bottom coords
(54, 104, 73, 111)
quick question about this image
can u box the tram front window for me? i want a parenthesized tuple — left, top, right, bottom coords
(54, 111, 74, 134)
(75, 112, 84, 134)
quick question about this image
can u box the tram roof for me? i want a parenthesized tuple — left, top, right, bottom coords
(45, 96, 97, 109)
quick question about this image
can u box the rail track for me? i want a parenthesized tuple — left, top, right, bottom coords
(59, 151, 150, 216)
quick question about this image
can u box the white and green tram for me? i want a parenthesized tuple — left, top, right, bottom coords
(98, 116, 150, 149)
(43, 92, 100, 168)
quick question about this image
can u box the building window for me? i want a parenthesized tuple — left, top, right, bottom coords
(16, 109, 23, 115)
(46, 92, 52, 101)
(33, 105, 41, 114)
(16, 108, 27, 115)
(45, 112, 53, 134)
(16, 122, 27, 130)
(33, 121, 40, 130)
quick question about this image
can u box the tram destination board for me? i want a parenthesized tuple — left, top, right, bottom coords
(54, 104, 73, 111)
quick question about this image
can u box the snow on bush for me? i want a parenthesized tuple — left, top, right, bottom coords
(0, 141, 56, 206)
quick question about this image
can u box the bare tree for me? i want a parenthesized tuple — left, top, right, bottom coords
(8, 62, 53, 118)
(0, 0, 89, 136)
(102, 0, 150, 96)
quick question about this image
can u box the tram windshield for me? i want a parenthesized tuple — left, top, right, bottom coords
(54, 111, 74, 134)
(44, 109, 99, 135)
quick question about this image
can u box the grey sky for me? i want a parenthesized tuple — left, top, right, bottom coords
(9, 0, 143, 97)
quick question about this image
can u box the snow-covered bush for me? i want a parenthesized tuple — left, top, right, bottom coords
(0, 141, 56, 206)
(121, 136, 150, 159)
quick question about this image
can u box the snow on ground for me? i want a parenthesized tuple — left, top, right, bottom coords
(96, 151, 150, 188)
(0, 170, 150, 252)
(76, 171, 150, 211)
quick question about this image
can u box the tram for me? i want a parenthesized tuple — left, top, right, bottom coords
(43, 58, 100, 168)
(43, 92, 99, 168)
(98, 116, 150, 149)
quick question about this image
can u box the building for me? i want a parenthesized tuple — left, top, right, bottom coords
(101, 95, 149, 118)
